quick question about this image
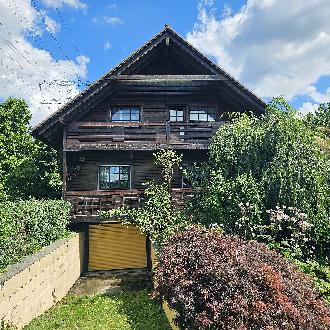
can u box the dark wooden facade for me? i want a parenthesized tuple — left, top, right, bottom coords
(33, 25, 265, 223)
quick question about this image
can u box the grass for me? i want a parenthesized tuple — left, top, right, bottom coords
(24, 289, 171, 330)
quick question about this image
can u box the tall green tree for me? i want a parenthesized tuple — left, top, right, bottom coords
(0, 98, 62, 199)
(307, 103, 330, 154)
(189, 98, 330, 260)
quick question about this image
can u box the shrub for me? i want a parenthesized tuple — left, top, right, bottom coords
(189, 98, 330, 260)
(0, 199, 71, 271)
(293, 259, 330, 303)
(154, 227, 330, 330)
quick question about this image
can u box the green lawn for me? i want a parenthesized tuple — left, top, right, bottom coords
(24, 289, 171, 330)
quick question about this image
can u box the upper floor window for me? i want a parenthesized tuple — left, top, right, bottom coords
(111, 108, 140, 122)
(189, 107, 216, 122)
(169, 106, 184, 122)
(99, 165, 130, 190)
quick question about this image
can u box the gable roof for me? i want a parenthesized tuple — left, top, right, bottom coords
(32, 25, 266, 147)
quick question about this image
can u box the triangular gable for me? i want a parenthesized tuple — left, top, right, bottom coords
(32, 25, 265, 147)
(114, 26, 219, 75)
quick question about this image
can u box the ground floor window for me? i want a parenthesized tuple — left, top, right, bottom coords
(99, 165, 130, 189)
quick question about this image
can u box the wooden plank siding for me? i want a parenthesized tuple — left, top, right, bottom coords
(66, 150, 207, 192)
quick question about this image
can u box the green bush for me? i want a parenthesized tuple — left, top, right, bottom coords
(0, 199, 71, 271)
(189, 98, 330, 260)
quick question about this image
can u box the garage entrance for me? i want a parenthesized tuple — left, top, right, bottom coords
(88, 223, 147, 271)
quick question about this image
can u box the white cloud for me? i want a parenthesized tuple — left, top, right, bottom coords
(187, 0, 330, 109)
(93, 15, 123, 26)
(45, 15, 61, 34)
(103, 16, 123, 25)
(0, 0, 89, 125)
(41, 0, 87, 10)
(304, 85, 330, 103)
(104, 40, 112, 50)
(299, 102, 318, 115)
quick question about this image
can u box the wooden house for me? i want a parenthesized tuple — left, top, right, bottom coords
(33, 25, 265, 272)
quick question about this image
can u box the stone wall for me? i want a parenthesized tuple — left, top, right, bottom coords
(0, 234, 84, 329)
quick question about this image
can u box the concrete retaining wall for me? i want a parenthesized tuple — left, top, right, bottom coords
(0, 234, 84, 329)
(151, 243, 178, 330)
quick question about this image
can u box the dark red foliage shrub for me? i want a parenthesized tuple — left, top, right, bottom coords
(153, 226, 330, 330)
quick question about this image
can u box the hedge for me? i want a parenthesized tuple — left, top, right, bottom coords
(0, 199, 71, 271)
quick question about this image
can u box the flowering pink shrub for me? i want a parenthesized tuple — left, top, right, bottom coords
(154, 227, 330, 330)
(265, 205, 314, 256)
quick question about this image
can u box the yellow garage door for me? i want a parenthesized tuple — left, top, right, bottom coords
(88, 223, 147, 271)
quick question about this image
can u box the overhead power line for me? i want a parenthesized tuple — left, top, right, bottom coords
(0, 54, 50, 107)
(30, 0, 87, 85)
(0, 28, 55, 96)
(8, 0, 74, 89)
(6, 0, 90, 89)
(51, 0, 83, 59)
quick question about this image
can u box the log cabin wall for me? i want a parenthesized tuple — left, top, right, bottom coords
(66, 150, 207, 192)
(79, 99, 167, 123)
(78, 92, 232, 123)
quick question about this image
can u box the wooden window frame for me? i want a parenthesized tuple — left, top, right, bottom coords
(168, 105, 185, 122)
(189, 105, 217, 122)
(98, 165, 131, 190)
(110, 106, 142, 123)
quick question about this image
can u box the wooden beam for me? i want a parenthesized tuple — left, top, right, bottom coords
(109, 74, 227, 81)
(64, 142, 210, 151)
(62, 127, 67, 198)
(223, 80, 265, 113)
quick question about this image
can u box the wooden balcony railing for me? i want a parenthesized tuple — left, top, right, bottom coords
(66, 188, 193, 222)
(65, 121, 225, 150)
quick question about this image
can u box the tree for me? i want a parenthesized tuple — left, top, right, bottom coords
(308, 103, 330, 154)
(188, 98, 330, 260)
(0, 98, 62, 199)
(307, 103, 330, 129)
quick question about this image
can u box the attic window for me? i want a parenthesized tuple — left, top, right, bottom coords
(189, 107, 216, 122)
(111, 108, 140, 122)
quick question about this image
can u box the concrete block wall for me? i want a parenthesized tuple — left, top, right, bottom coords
(0, 234, 84, 329)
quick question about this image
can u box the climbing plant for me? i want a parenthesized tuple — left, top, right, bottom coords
(101, 149, 189, 245)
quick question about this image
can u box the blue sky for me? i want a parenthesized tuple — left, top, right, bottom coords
(1, 0, 330, 124)
(32, 0, 203, 82)
(35, 0, 248, 82)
